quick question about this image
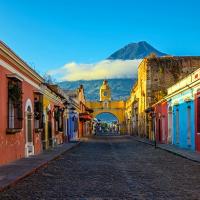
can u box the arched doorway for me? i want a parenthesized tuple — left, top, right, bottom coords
(25, 99, 34, 157)
(94, 112, 119, 135)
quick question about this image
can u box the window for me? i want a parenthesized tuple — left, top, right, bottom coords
(34, 93, 44, 130)
(58, 108, 63, 131)
(135, 108, 138, 122)
(103, 101, 109, 108)
(73, 116, 78, 132)
(7, 78, 23, 131)
(104, 91, 108, 96)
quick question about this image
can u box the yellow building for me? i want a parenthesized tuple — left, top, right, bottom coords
(41, 84, 65, 149)
(125, 82, 139, 135)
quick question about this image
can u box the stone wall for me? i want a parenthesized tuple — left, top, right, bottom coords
(147, 56, 200, 107)
(131, 56, 200, 138)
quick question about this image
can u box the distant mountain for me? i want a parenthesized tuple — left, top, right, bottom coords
(58, 79, 135, 101)
(58, 41, 167, 102)
(108, 41, 167, 60)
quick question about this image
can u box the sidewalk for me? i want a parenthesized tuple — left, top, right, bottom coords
(133, 136, 200, 163)
(0, 142, 80, 192)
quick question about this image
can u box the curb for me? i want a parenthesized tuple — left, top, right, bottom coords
(156, 145, 200, 164)
(133, 137, 200, 163)
(133, 137, 154, 146)
(0, 141, 81, 192)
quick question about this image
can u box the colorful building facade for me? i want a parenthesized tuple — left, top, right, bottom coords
(0, 41, 44, 164)
(165, 68, 200, 150)
(148, 67, 200, 152)
(64, 85, 92, 140)
(127, 55, 200, 140)
(0, 41, 91, 165)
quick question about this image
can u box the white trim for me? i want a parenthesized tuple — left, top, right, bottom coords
(6, 73, 24, 81)
(166, 79, 200, 100)
(0, 59, 64, 105)
(0, 41, 44, 82)
(47, 104, 51, 111)
(0, 59, 40, 90)
(25, 99, 34, 157)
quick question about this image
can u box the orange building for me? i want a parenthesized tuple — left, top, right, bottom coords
(67, 85, 93, 138)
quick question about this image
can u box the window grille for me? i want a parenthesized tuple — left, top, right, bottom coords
(7, 78, 23, 130)
(34, 94, 44, 129)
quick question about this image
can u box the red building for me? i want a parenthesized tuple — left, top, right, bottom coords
(0, 41, 44, 164)
(152, 100, 168, 144)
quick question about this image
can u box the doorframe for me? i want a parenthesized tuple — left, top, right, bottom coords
(25, 98, 34, 157)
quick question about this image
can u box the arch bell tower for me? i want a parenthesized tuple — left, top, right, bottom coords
(99, 80, 111, 101)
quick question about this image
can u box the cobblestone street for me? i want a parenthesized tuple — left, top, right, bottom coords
(1, 136, 200, 200)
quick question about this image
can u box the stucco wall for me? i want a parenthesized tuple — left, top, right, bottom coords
(0, 60, 42, 164)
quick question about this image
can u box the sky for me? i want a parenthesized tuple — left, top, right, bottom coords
(0, 0, 200, 81)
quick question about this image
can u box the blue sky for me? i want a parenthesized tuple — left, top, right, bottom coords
(0, 0, 200, 79)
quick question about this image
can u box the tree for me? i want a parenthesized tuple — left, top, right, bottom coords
(43, 74, 56, 84)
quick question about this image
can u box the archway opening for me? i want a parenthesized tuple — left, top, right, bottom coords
(27, 106, 32, 143)
(94, 112, 119, 135)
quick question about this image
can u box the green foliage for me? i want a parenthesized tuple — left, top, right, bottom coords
(43, 74, 56, 84)
(8, 83, 22, 105)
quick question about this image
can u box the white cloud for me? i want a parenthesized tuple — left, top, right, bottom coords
(48, 59, 141, 81)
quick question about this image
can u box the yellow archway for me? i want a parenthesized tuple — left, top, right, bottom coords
(86, 100, 126, 134)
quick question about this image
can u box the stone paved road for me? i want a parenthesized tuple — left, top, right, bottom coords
(1, 136, 200, 200)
